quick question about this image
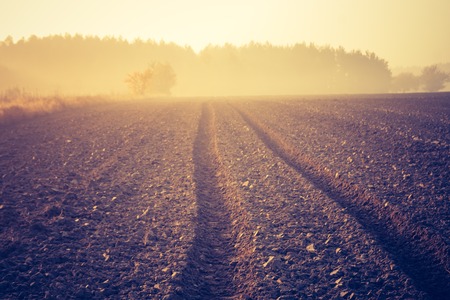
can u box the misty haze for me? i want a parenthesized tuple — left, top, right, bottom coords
(2, 35, 449, 123)
(1, 34, 450, 97)
(1, 1, 450, 299)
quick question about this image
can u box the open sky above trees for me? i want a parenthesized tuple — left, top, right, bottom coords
(1, 0, 449, 68)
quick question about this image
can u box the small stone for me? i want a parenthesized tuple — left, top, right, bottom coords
(306, 244, 315, 253)
(263, 256, 274, 268)
(340, 290, 349, 297)
(330, 268, 340, 276)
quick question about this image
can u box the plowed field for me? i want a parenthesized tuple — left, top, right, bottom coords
(1, 94, 449, 299)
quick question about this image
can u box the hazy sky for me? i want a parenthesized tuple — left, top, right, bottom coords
(1, 0, 449, 67)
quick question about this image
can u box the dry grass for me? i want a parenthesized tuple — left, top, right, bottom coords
(0, 88, 110, 124)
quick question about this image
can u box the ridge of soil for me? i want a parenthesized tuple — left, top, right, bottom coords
(231, 103, 450, 299)
(0, 102, 200, 298)
(249, 97, 450, 242)
(1, 96, 448, 299)
(214, 102, 428, 299)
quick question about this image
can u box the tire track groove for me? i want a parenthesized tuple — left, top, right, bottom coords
(170, 102, 257, 299)
(231, 103, 450, 299)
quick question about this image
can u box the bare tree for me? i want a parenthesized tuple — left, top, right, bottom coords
(125, 68, 152, 96)
(125, 62, 176, 97)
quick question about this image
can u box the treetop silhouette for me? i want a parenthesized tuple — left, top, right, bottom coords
(1, 34, 445, 95)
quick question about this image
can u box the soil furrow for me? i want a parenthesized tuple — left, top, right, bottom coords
(170, 103, 237, 299)
(244, 98, 450, 243)
(0, 102, 200, 298)
(232, 104, 450, 299)
(215, 102, 427, 298)
(82, 106, 168, 188)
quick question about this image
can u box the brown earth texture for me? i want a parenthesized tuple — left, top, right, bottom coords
(1, 94, 449, 299)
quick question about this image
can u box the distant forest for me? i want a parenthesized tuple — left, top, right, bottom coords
(0, 35, 447, 96)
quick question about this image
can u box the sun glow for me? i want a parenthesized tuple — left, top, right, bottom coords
(1, 0, 449, 98)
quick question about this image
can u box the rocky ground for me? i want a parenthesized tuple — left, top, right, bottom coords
(0, 95, 449, 299)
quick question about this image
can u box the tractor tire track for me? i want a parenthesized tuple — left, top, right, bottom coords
(244, 99, 450, 245)
(231, 103, 450, 299)
(171, 102, 257, 299)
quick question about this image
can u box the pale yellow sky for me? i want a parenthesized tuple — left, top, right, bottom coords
(1, 0, 449, 67)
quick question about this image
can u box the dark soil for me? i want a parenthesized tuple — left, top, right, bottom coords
(1, 95, 449, 299)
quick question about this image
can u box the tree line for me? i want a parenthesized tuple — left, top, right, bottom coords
(0, 34, 448, 96)
(391, 65, 449, 93)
